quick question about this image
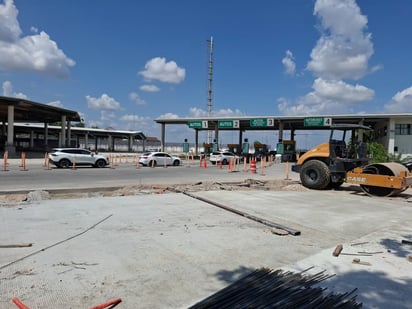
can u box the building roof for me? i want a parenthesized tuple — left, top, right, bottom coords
(14, 123, 146, 140)
(0, 96, 81, 123)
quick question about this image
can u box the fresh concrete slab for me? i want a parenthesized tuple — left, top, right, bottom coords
(1, 188, 412, 308)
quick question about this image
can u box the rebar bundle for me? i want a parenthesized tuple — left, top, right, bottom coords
(189, 267, 362, 309)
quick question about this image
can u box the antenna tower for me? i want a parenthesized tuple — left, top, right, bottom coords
(207, 36, 214, 143)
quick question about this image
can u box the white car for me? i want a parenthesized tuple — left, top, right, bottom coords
(209, 151, 240, 165)
(48, 148, 109, 168)
(139, 152, 182, 167)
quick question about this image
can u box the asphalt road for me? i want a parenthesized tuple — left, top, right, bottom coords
(0, 158, 291, 193)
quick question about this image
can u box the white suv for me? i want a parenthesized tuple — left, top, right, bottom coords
(48, 148, 109, 168)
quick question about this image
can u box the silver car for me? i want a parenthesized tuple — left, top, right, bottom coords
(48, 148, 109, 168)
(139, 152, 181, 167)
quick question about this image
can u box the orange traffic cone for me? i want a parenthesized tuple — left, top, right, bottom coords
(203, 158, 207, 168)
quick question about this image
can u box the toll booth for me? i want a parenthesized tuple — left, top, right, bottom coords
(227, 144, 240, 154)
(203, 143, 213, 154)
(276, 140, 296, 162)
(254, 143, 267, 151)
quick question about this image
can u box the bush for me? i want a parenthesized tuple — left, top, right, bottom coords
(367, 142, 389, 163)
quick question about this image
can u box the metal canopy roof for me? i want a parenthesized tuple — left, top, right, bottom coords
(155, 113, 412, 131)
(0, 96, 81, 123)
(14, 123, 147, 140)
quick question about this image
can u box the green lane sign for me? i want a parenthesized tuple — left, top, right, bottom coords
(218, 120, 239, 129)
(188, 120, 208, 129)
(304, 117, 332, 127)
(250, 118, 274, 127)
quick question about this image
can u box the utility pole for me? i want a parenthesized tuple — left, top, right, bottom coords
(207, 36, 214, 144)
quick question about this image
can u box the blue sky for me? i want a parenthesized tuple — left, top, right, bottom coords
(1, 0, 412, 147)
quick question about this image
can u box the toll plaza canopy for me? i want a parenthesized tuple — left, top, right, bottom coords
(155, 113, 412, 155)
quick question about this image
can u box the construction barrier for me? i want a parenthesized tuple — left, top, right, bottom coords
(3, 151, 8, 171)
(250, 159, 257, 174)
(109, 154, 115, 169)
(230, 158, 239, 172)
(20, 152, 28, 171)
(260, 157, 265, 176)
(43, 152, 48, 167)
(45, 157, 51, 170)
(135, 155, 140, 169)
(72, 154, 77, 170)
(285, 161, 291, 180)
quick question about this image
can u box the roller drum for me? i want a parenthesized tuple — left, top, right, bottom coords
(360, 162, 409, 197)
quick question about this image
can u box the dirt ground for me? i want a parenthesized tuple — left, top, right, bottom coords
(0, 179, 310, 205)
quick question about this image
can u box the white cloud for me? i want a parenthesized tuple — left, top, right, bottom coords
(86, 94, 121, 110)
(2, 80, 27, 98)
(120, 114, 150, 124)
(189, 107, 208, 117)
(384, 86, 412, 113)
(311, 78, 374, 102)
(307, 0, 373, 80)
(213, 108, 244, 117)
(279, 0, 376, 116)
(128, 92, 146, 105)
(100, 110, 117, 121)
(140, 84, 160, 92)
(47, 100, 63, 108)
(189, 107, 244, 118)
(282, 50, 296, 76)
(0, 0, 20, 42)
(0, 0, 75, 77)
(119, 114, 155, 131)
(278, 78, 374, 115)
(139, 57, 185, 84)
(158, 112, 179, 119)
(30, 26, 38, 34)
(87, 111, 119, 129)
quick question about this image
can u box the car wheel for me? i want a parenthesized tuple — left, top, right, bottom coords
(59, 159, 71, 168)
(173, 160, 180, 166)
(222, 159, 228, 165)
(149, 160, 156, 167)
(94, 159, 106, 168)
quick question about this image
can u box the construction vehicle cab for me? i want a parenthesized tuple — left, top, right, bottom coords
(292, 124, 412, 196)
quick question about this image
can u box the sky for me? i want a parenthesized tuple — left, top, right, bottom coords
(1, 0, 412, 148)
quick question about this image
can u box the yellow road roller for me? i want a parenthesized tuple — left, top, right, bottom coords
(292, 124, 412, 197)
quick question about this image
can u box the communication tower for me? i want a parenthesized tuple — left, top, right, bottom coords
(207, 36, 214, 143)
